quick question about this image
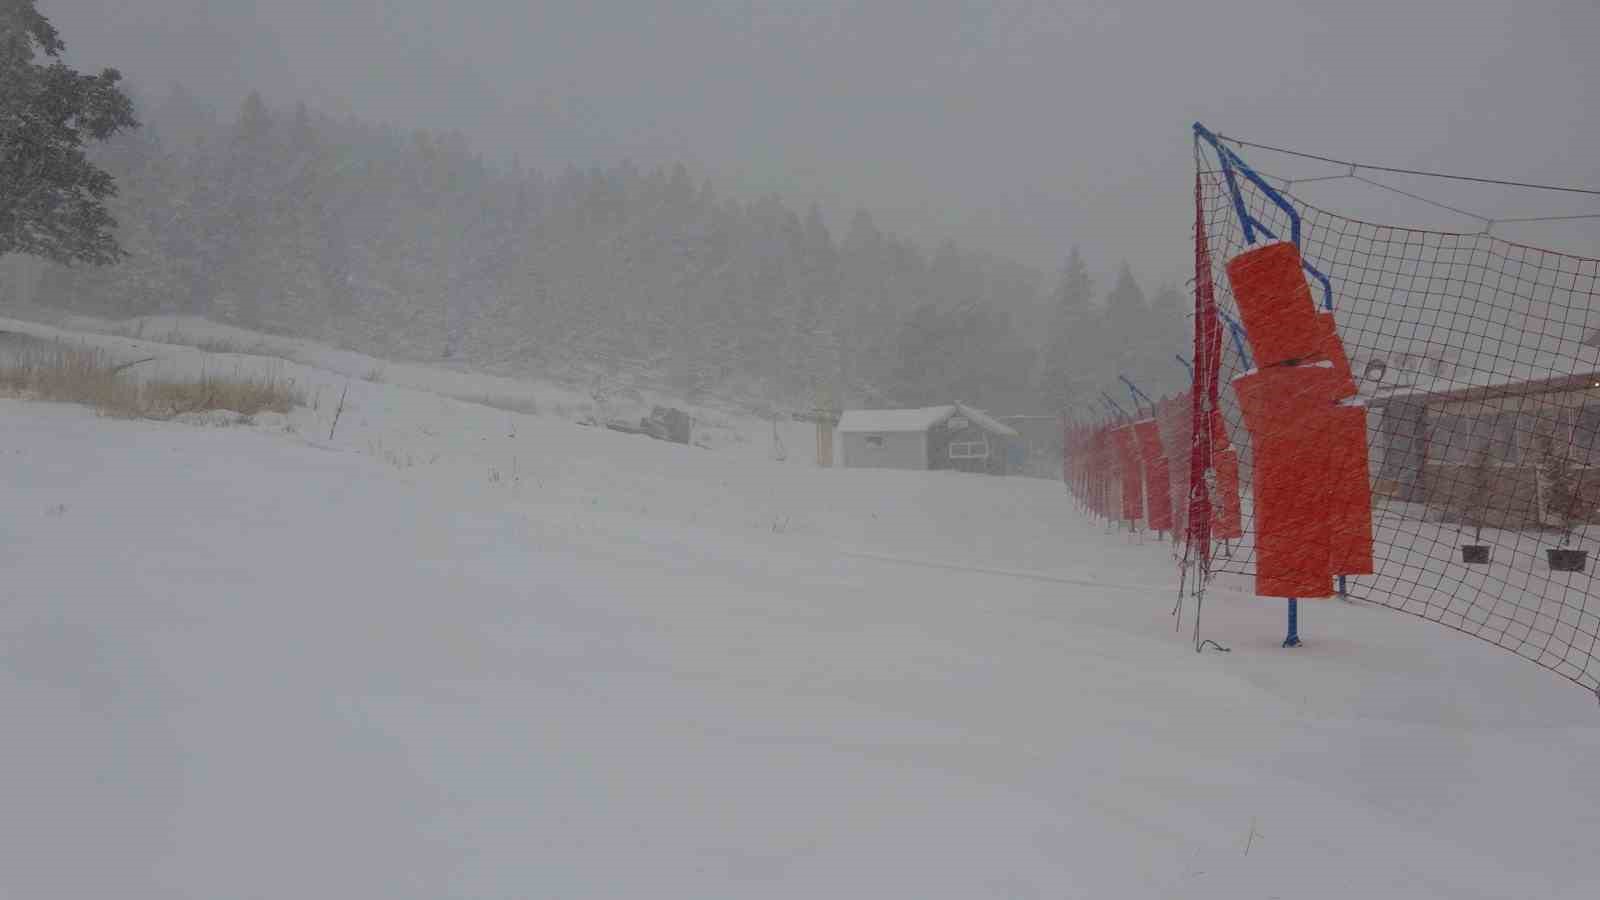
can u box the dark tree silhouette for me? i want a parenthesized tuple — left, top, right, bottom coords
(0, 0, 138, 265)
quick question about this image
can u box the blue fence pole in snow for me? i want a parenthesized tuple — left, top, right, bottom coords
(1283, 599, 1301, 647)
(1119, 375, 1155, 415)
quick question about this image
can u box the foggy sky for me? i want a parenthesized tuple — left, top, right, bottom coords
(47, 0, 1600, 284)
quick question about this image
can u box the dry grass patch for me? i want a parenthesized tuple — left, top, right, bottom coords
(0, 346, 303, 420)
(0, 346, 132, 410)
(139, 373, 303, 419)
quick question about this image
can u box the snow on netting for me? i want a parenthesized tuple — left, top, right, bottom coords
(1068, 128, 1600, 698)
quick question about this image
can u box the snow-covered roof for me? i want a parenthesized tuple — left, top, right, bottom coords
(837, 406, 956, 433)
(953, 404, 1020, 439)
(836, 404, 1020, 438)
(1370, 352, 1600, 404)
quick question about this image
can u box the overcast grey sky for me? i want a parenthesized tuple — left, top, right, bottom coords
(47, 0, 1600, 284)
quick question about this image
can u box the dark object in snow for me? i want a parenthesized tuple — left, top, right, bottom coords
(643, 406, 692, 444)
(1547, 548, 1587, 573)
(606, 406, 692, 445)
(1460, 544, 1491, 565)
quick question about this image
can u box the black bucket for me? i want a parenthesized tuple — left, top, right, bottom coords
(1460, 545, 1491, 565)
(1547, 548, 1588, 573)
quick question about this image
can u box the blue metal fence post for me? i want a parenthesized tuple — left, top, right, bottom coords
(1119, 375, 1156, 415)
(1198, 123, 1351, 648)
(1216, 309, 1252, 368)
(1100, 391, 1128, 421)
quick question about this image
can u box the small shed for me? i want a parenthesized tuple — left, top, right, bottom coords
(837, 404, 1021, 475)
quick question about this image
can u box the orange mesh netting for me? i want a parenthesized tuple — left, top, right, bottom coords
(1327, 403, 1376, 575)
(1133, 419, 1173, 531)
(1063, 129, 1600, 697)
(1112, 425, 1143, 524)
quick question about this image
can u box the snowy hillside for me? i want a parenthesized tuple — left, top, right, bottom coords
(3, 320, 1598, 898)
(4, 313, 825, 464)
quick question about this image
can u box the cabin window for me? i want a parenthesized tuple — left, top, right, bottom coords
(1426, 413, 1475, 464)
(1488, 413, 1523, 464)
(1427, 411, 1524, 465)
(1573, 405, 1600, 465)
(950, 440, 989, 459)
(865, 434, 885, 449)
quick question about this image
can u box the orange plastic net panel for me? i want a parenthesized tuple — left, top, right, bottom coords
(1160, 393, 1193, 538)
(1091, 427, 1113, 519)
(1206, 404, 1243, 541)
(1210, 408, 1231, 452)
(1234, 365, 1339, 598)
(1327, 403, 1375, 576)
(1212, 448, 1244, 541)
(1225, 241, 1323, 367)
(1133, 419, 1173, 531)
(1133, 419, 1164, 469)
(1111, 425, 1143, 524)
(1088, 426, 1111, 520)
(1147, 458, 1175, 532)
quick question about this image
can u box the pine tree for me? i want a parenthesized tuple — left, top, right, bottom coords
(1101, 263, 1150, 395)
(214, 91, 276, 324)
(277, 102, 336, 326)
(1146, 282, 1190, 392)
(149, 81, 216, 150)
(1037, 246, 1095, 412)
(7, 73, 1067, 411)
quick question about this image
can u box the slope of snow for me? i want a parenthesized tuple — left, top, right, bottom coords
(19, 313, 821, 462)
(3, 320, 1599, 898)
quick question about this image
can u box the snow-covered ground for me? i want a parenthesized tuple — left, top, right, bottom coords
(3, 318, 1598, 898)
(34, 312, 824, 461)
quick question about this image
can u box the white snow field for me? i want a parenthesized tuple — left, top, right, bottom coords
(3, 318, 1599, 898)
